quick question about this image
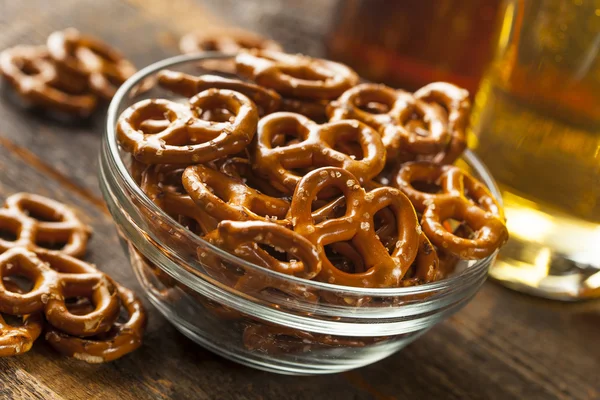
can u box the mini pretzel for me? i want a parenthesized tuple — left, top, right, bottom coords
(395, 162, 507, 259)
(216, 157, 287, 198)
(157, 71, 281, 115)
(47, 28, 136, 100)
(0, 193, 91, 258)
(0, 248, 120, 337)
(45, 284, 146, 363)
(182, 164, 290, 225)
(252, 112, 385, 194)
(236, 50, 359, 100)
(0, 45, 97, 115)
(281, 97, 328, 121)
(289, 167, 433, 288)
(180, 29, 282, 54)
(327, 83, 449, 156)
(413, 82, 470, 164)
(117, 89, 259, 164)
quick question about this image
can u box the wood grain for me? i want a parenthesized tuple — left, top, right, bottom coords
(0, 1, 598, 399)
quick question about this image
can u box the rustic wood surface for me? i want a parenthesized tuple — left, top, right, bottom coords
(0, 1, 598, 399)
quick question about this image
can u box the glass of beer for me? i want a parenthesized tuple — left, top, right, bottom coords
(471, 0, 600, 300)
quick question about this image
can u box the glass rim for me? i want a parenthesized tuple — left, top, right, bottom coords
(104, 52, 501, 297)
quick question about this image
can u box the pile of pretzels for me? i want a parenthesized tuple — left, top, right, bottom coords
(0, 193, 146, 361)
(0, 28, 136, 117)
(117, 49, 508, 291)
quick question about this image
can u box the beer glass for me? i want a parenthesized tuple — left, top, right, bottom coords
(471, 0, 600, 300)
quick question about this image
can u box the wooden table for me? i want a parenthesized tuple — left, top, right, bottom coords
(0, 1, 598, 399)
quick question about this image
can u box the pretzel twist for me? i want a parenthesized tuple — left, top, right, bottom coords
(117, 89, 259, 164)
(180, 29, 282, 54)
(157, 71, 281, 115)
(328, 83, 449, 157)
(0, 248, 120, 336)
(47, 28, 136, 100)
(45, 284, 146, 363)
(252, 112, 385, 194)
(0, 193, 91, 258)
(288, 167, 434, 287)
(413, 82, 471, 164)
(395, 161, 507, 259)
(236, 50, 359, 100)
(0, 45, 97, 115)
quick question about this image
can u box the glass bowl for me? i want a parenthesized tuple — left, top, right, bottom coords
(99, 53, 501, 375)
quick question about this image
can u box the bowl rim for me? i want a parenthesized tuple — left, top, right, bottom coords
(104, 52, 502, 297)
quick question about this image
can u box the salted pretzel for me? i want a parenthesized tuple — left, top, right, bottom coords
(0, 248, 120, 336)
(395, 162, 507, 259)
(281, 97, 328, 122)
(0, 277, 43, 357)
(0, 193, 91, 258)
(252, 112, 385, 194)
(182, 164, 290, 225)
(236, 50, 359, 100)
(0, 45, 97, 115)
(117, 89, 259, 164)
(47, 28, 136, 100)
(216, 157, 287, 198)
(327, 83, 449, 156)
(413, 82, 471, 164)
(180, 29, 282, 55)
(288, 167, 436, 288)
(45, 284, 146, 363)
(157, 71, 281, 115)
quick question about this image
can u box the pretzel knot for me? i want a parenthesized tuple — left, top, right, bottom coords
(327, 83, 449, 156)
(395, 161, 508, 259)
(117, 89, 259, 164)
(45, 284, 147, 363)
(236, 50, 359, 100)
(288, 167, 435, 288)
(251, 112, 385, 194)
(0, 193, 91, 258)
(179, 29, 282, 55)
(0, 248, 120, 337)
(157, 71, 281, 116)
(182, 164, 290, 225)
(47, 28, 136, 100)
(413, 82, 471, 164)
(0, 45, 97, 115)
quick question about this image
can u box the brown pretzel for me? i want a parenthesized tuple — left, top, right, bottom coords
(251, 112, 385, 194)
(281, 97, 328, 122)
(216, 157, 287, 198)
(45, 284, 146, 363)
(288, 167, 434, 288)
(180, 29, 282, 54)
(0, 193, 91, 258)
(140, 164, 218, 234)
(0, 45, 97, 115)
(327, 83, 449, 156)
(117, 89, 259, 164)
(182, 164, 290, 225)
(413, 82, 470, 164)
(157, 71, 281, 116)
(0, 248, 120, 336)
(47, 28, 136, 100)
(395, 162, 507, 259)
(236, 50, 359, 100)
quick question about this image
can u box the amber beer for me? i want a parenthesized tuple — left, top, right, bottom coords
(471, 0, 600, 299)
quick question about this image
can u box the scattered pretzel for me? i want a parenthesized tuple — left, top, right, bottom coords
(157, 71, 281, 116)
(0, 45, 97, 115)
(289, 167, 435, 287)
(236, 50, 359, 100)
(180, 29, 282, 54)
(0, 193, 91, 258)
(117, 89, 259, 164)
(45, 284, 146, 363)
(413, 82, 471, 164)
(395, 161, 507, 259)
(251, 112, 385, 194)
(0, 248, 120, 336)
(328, 83, 449, 156)
(47, 28, 136, 100)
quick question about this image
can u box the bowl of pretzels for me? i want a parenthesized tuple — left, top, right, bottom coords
(99, 51, 508, 375)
